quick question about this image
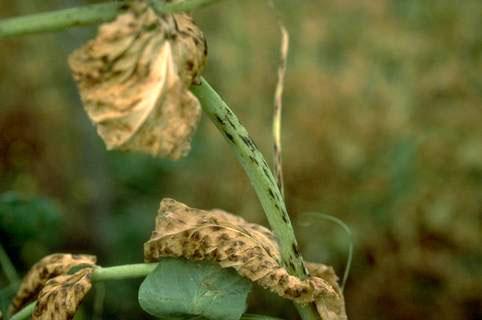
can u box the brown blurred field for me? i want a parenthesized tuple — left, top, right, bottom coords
(0, 1, 481, 319)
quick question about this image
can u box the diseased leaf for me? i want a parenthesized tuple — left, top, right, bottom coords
(305, 263, 347, 320)
(9, 254, 96, 316)
(138, 258, 251, 320)
(144, 198, 347, 320)
(68, 0, 207, 159)
(33, 267, 94, 320)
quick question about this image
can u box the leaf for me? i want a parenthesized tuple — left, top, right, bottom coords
(138, 258, 251, 320)
(144, 198, 347, 319)
(9, 254, 96, 316)
(33, 267, 94, 320)
(68, 0, 207, 159)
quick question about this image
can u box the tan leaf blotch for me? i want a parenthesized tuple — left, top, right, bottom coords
(33, 267, 94, 320)
(9, 254, 96, 316)
(69, 0, 207, 159)
(144, 198, 347, 319)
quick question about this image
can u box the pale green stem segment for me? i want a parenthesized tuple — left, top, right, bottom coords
(0, 0, 223, 38)
(9, 302, 35, 320)
(192, 79, 305, 275)
(192, 79, 319, 319)
(91, 263, 157, 282)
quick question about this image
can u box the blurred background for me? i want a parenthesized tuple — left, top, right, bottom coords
(0, 0, 481, 319)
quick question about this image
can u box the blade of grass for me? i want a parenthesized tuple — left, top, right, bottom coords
(270, 2, 289, 198)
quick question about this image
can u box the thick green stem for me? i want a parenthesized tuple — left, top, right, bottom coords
(192, 79, 319, 320)
(192, 79, 305, 274)
(0, 0, 223, 38)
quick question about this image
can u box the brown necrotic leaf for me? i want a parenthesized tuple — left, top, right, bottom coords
(9, 254, 96, 316)
(144, 198, 347, 319)
(32, 267, 94, 320)
(68, 0, 207, 159)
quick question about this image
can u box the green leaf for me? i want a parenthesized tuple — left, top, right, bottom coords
(138, 258, 251, 320)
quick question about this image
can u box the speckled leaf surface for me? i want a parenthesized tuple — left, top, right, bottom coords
(33, 267, 94, 320)
(138, 258, 251, 320)
(9, 254, 96, 316)
(144, 198, 347, 319)
(68, 0, 207, 159)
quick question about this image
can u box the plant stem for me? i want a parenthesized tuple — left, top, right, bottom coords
(91, 263, 157, 282)
(192, 79, 320, 320)
(9, 302, 35, 320)
(0, 243, 19, 284)
(0, 0, 223, 38)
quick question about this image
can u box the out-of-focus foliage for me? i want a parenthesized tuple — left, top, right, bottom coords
(0, 192, 63, 315)
(0, 0, 481, 319)
(0, 192, 61, 248)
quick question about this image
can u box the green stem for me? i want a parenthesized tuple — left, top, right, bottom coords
(91, 263, 157, 282)
(0, 0, 223, 38)
(0, 243, 19, 284)
(153, 0, 226, 13)
(192, 79, 319, 320)
(9, 302, 35, 320)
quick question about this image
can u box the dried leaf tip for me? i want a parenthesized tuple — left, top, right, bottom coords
(69, 0, 207, 159)
(144, 198, 347, 319)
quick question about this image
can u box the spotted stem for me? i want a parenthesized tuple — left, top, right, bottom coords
(192, 79, 319, 319)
